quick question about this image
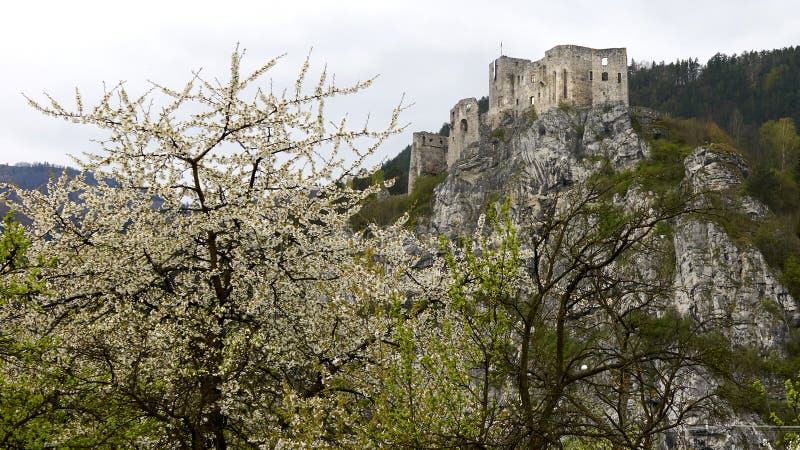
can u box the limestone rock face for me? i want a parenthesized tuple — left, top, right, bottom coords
(683, 146, 770, 219)
(673, 219, 795, 351)
(675, 146, 795, 352)
(431, 102, 647, 237)
(426, 107, 797, 449)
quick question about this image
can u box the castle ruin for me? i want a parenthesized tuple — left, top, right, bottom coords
(488, 45, 628, 124)
(408, 132, 448, 193)
(408, 45, 628, 193)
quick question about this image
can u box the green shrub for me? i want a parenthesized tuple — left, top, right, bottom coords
(349, 173, 447, 230)
(491, 127, 509, 143)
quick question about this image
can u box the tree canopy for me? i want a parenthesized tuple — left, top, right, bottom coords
(1, 48, 724, 449)
(3, 48, 422, 448)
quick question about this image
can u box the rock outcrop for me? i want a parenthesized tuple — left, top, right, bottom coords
(674, 146, 796, 351)
(431, 102, 647, 237)
(427, 103, 797, 449)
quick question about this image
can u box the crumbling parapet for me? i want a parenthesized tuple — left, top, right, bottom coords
(408, 132, 448, 193)
(448, 98, 480, 167)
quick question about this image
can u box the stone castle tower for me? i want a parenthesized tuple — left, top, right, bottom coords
(408, 45, 628, 193)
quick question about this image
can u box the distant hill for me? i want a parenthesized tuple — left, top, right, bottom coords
(628, 46, 800, 148)
(0, 163, 98, 222)
(0, 163, 81, 190)
(382, 145, 411, 195)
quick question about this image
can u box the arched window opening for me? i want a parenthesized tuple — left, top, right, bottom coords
(602, 72, 609, 81)
(562, 69, 568, 99)
(460, 119, 468, 133)
(589, 70, 593, 81)
(617, 73, 622, 83)
(601, 57, 608, 66)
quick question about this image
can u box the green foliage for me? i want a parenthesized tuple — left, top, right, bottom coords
(0, 214, 125, 447)
(477, 96, 489, 115)
(629, 47, 800, 147)
(491, 127, 509, 143)
(0, 213, 35, 299)
(350, 173, 447, 230)
(748, 167, 800, 213)
(438, 122, 450, 137)
(784, 256, 800, 300)
(759, 118, 800, 175)
(591, 116, 729, 196)
(636, 140, 692, 193)
(371, 168, 384, 186)
(349, 145, 411, 195)
(383, 145, 411, 195)
(767, 373, 800, 447)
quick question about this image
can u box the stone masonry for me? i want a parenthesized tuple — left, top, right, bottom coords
(488, 45, 628, 124)
(408, 132, 448, 193)
(448, 98, 480, 168)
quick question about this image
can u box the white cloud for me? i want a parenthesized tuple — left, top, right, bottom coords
(1, 0, 797, 166)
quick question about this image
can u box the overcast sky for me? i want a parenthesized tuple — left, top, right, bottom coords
(1, 0, 798, 168)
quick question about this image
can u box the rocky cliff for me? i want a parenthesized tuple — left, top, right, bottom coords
(431, 103, 647, 237)
(427, 103, 797, 449)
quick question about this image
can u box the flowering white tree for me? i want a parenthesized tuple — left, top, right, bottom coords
(4, 49, 421, 448)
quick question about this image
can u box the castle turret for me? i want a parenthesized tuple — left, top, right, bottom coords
(408, 132, 448, 194)
(448, 98, 480, 167)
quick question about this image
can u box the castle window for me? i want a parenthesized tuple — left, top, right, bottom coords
(589, 70, 593, 81)
(563, 69, 567, 99)
(465, 104, 472, 112)
(617, 73, 622, 83)
(531, 75, 536, 83)
(602, 72, 609, 81)
(601, 57, 608, 66)
(530, 96, 535, 105)
(460, 119, 468, 133)
(516, 99, 519, 105)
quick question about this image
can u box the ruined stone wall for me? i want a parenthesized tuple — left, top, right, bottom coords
(448, 98, 480, 167)
(488, 56, 530, 125)
(487, 46, 628, 125)
(589, 47, 628, 105)
(408, 132, 448, 193)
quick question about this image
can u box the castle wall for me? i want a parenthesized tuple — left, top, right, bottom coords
(487, 46, 628, 124)
(589, 47, 628, 105)
(448, 98, 480, 167)
(408, 132, 448, 193)
(488, 56, 530, 125)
